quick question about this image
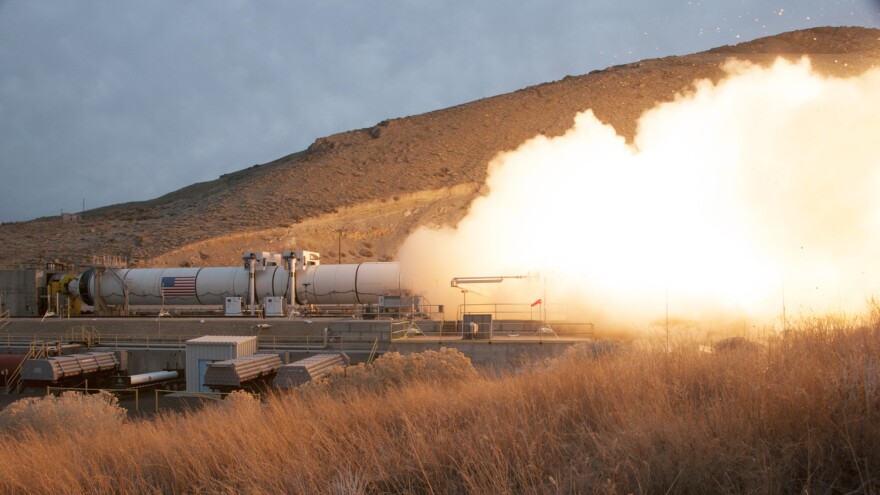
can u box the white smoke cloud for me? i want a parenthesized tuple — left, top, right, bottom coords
(399, 58, 880, 332)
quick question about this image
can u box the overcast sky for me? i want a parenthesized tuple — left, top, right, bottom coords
(1, 1, 878, 222)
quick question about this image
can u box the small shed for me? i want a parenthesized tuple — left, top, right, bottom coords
(185, 336, 257, 392)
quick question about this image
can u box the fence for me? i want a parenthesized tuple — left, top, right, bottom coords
(43, 386, 242, 414)
(456, 302, 568, 322)
(390, 319, 595, 342)
(1, 332, 343, 351)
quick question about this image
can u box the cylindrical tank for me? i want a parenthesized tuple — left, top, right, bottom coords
(254, 266, 292, 302)
(70, 267, 251, 306)
(69, 262, 404, 307)
(295, 262, 402, 305)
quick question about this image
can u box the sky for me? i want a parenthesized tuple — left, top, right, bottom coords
(0, 1, 878, 223)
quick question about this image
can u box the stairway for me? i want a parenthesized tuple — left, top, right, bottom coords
(4, 341, 49, 394)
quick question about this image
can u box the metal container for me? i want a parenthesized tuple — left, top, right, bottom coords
(264, 296, 284, 316)
(21, 358, 64, 382)
(185, 336, 257, 392)
(225, 297, 242, 316)
(21, 352, 121, 383)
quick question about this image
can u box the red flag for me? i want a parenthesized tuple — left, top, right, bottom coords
(531, 299, 542, 307)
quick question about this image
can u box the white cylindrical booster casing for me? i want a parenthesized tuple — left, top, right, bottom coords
(254, 266, 293, 302)
(71, 262, 403, 307)
(72, 267, 252, 306)
(194, 267, 253, 304)
(295, 262, 402, 305)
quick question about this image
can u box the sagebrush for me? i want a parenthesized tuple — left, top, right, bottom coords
(0, 326, 877, 494)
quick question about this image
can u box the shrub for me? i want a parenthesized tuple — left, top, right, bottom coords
(557, 339, 620, 361)
(0, 391, 125, 438)
(311, 347, 478, 394)
(218, 390, 261, 414)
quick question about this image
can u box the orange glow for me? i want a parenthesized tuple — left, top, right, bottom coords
(399, 59, 880, 331)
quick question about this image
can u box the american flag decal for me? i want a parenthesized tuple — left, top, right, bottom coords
(161, 276, 196, 298)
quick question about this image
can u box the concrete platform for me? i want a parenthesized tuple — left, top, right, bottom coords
(2, 317, 594, 370)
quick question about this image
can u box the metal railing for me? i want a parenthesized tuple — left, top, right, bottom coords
(65, 325, 101, 348)
(5, 340, 51, 394)
(64, 333, 348, 352)
(0, 332, 358, 352)
(390, 319, 596, 342)
(456, 302, 568, 323)
(0, 309, 9, 331)
(3, 333, 81, 351)
(42, 386, 249, 414)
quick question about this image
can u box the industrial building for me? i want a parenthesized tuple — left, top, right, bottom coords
(0, 249, 594, 399)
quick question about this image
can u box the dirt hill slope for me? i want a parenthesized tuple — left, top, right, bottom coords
(1, 27, 878, 269)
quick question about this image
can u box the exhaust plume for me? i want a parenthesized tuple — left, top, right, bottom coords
(399, 58, 880, 332)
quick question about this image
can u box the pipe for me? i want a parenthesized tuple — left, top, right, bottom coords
(129, 370, 178, 386)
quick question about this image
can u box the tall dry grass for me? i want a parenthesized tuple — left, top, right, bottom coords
(0, 322, 878, 494)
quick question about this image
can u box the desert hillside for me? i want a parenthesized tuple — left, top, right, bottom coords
(1, 27, 878, 269)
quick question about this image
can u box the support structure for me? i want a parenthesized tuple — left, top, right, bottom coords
(244, 253, 256, 316)
(450, 275, 529, 334)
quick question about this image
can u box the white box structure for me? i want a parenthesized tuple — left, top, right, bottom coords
(264, 296, 283, 317)
(224, 297, 242, 316)
(185, 336, 257, 392)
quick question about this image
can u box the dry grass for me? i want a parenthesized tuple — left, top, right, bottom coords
(0, 322, 879, 494)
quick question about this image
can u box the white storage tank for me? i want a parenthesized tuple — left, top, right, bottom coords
(185, 336, 257, 392)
